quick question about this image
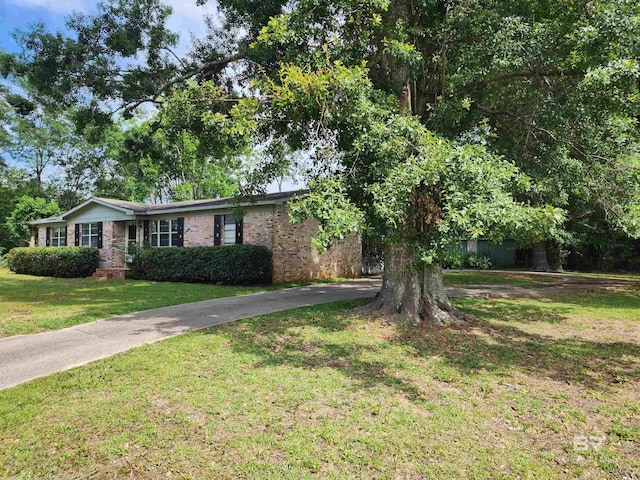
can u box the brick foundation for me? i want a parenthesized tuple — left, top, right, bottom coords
(91, 268, 127, 280)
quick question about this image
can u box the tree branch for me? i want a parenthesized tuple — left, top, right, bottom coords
(457, 68, 584, 94)
(117, 51, 246, 114)
(162, 47, 188, 68)
(163, 52, 245, 91)
(475, 105, 558, 141)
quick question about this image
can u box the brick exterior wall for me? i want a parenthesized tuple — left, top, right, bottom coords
(34, 200, 362, 282)
(67, 225, 75, 247)
(243, 207, 275, 248)
(184, 214, 215, 246)
(100, 221, 126, 268)
(35, 226, 75, 248)
(182, 204, 361, 283)
(37, 227, 47, 247)
(268, 205, 361, 283)
(39, 222, 126, 268)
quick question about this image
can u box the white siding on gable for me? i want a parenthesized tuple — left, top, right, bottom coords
(65, 203, 136, 223)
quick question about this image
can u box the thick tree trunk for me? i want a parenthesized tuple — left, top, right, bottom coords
(364, 244, 469, 326)
(363, 4, 468, 327)
(546, 241, 564, 272)
(531, 241, 551, 272)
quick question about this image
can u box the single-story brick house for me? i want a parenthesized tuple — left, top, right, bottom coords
(31, 191, 361, 283)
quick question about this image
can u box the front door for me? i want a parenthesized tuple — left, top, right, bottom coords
(128, 224, 137, 247)
(125, 222, 139, 263)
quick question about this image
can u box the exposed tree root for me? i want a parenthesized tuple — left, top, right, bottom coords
(356, 244, 475, 327)
(357, 295, 472, 327)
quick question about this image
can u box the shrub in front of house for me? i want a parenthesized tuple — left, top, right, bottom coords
(134, 245, 273, 285)
(6, 247, 100, 278)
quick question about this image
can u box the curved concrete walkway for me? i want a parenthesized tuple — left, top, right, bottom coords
(1, 273, 635, 390)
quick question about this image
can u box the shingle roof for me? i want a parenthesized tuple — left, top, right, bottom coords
(143, 190, 307, 213)
(92, 198, 149, 212)
(31, 190, 308, 225)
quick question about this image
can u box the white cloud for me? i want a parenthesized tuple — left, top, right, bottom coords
(163, 0, 210, 21)
(163, 0, 214, 55)
(3, 0, 89, 14)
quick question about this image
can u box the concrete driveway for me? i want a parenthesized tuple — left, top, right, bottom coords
(0, 278, 382, 390)
(0, 272, 635, 390)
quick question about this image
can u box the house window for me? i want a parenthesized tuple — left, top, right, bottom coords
(52, 227, 66, 246)
(81, 223, 99, 247)
(223, 214, 236, 245)
(151, 219, 180, 247)
(214, 214, 241, 246)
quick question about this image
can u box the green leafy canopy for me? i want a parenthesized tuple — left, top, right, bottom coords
(271, 62, 563, 261)
(8, 196, 61, 245)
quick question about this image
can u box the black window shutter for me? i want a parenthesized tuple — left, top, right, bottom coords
(46, 227, 51, 247)
(74, 224, 80, 246)
(214, 215, 222, 246)
(176, 217, 184, 247)
(63, 226, 68, 246)
(143, 220, 150, 245)
(236, 218, 243, 245)
(97, 222, 103, 249)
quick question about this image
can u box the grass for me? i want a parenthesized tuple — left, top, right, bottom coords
(0, 266, 631, 338)
(445, 270, 640, 285)
(1, 288, 639, 478)
(560, 271, 640, 282)
(0, 268, 294, 337)
(443, 270, 554, 285)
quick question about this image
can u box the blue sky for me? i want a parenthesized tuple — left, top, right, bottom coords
(0, 0, 211, 55)
(0, 2, 68, 53)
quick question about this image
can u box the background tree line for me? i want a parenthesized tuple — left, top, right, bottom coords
(0, 74, 250, 249)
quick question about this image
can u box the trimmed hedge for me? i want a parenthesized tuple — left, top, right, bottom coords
(6, 247, 100, 278)
(134, 245, 273, 285)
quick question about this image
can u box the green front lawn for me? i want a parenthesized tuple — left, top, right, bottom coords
(1, 289, 639, 478)
(0, 268, 284, 337)
(0, 268, 557, 338)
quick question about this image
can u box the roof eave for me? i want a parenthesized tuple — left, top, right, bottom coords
(30, 218, 65, 225)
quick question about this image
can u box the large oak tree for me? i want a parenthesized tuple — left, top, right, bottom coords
(3, 0, 639, 324)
